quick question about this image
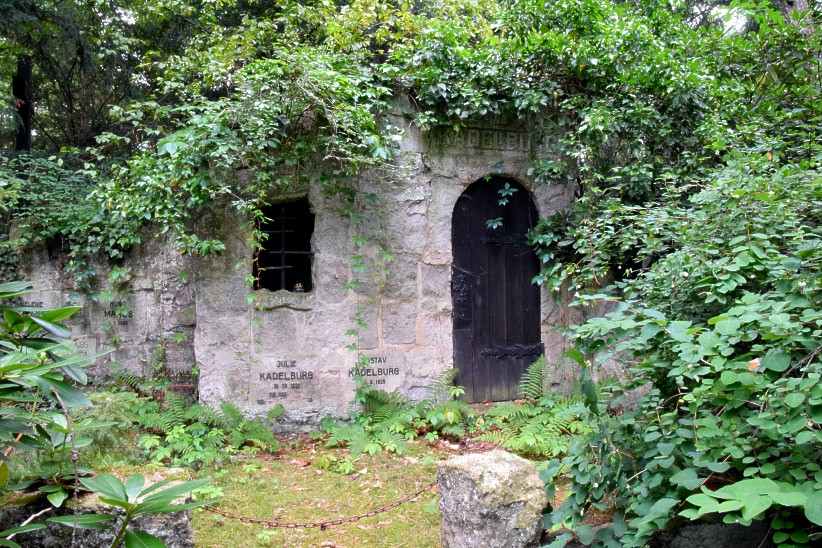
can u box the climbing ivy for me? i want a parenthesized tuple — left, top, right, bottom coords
(1, 0, 729, 283)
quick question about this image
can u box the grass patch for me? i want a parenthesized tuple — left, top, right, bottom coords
(191, 439, 442, 547)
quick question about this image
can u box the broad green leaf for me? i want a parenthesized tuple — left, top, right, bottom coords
(805, 492, 822, 526)
(124, 530, 165, 548)
(46, 514, 114, 529)
(712, 478, 778, 500)
(667, 321, 692, 342)
(0, 281, 32, 298)
(0, 461, 8, 488)
(125, 475, 145, 502)
(29, 316, 71, 339)
(35, 306, 80, 323)
(741, 495, 772, 521)
(770, 490, 806, 507)
(100, 496, 135, 511)
(643, 497, 679, 520)
(139, 479, 208, 504)
(715, 500, 743, 513)
(46, 488, 69, 508)
(0, 523, 46, 536)
(35, 378, 90, 408)
(670, 468, 701, 490)
(564, 347, 586, 367)
(715, 318, 740, 336)
(137, 478, 175, 498)
(706, 461, 730, 473)
(575, 524, 595, 545)
(784, 393, 805, 408)
(761, 350, 790, 372)
(80, 474, 127, 501)
(136, 499, 210, 515)
(685, 493, 718, 508)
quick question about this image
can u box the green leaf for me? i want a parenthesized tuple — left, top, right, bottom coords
(46, 514, 114, 529)
(667, 321, 692, 342)
(713, 478, 778, 500)
(564, 347, 587, 367)
(642, 497, 679, 522)
(770, 490, 806, 507)
(46, 488, 69, 508)
(80, 474, 127, 501)
(35, 306, 81, 323)
(741, 495, 772, 521)
(671, 468, 702, 490)
(100, 496, 135, 511)
(715, 318, 740, 336)
(0, 281, 32, 298)
(715, 500, 743, 513)
(784, 393, 805, 408)
(706, 461, 730, 473)
(125, 475, 145, 502)
(140, 479, 208, 504)
(0, 523, 46, 537)
(0, 461, 8, 488)
(576, 524, 595, 545)
(686, 493, 718, 508)
(805, 492, 822, 526)
(29, 316, 71, 339)
(135, 499, 210, 515)
(124, 530, 165, 548)
(761, 350, 790, 372)
(35, 378, 90, 408)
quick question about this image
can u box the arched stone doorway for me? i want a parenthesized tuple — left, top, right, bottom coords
(451, 176, 543, 402)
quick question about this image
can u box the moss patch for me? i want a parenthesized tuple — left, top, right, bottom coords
(192, 440, 442, 547)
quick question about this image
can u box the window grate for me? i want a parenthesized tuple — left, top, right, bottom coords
(253, 197, 315, 292)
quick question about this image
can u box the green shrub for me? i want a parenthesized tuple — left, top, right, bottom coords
(0, 281, 92, 503)
(542, 155, 822, 546)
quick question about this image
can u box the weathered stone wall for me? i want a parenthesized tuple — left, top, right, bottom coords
(20, 106, 592, 428)
(19, 236, 196, 383)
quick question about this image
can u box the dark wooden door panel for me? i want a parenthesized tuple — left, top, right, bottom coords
(452, 177, 543, 402)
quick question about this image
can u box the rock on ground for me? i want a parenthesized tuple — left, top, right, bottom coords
(437, 449, 548, 548)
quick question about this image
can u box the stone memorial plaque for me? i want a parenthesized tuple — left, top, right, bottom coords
(249, 358, 320, 408)
(349, 351, 407, 391)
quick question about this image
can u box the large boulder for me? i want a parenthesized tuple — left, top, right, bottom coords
(438, 449, 547, 548)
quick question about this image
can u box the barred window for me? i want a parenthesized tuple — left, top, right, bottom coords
(253, 198, 315, 292)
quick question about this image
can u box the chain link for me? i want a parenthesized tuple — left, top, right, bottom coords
(203, 480, 438, 530)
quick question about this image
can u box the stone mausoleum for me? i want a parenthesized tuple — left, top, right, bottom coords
(20, 106, 589, 428)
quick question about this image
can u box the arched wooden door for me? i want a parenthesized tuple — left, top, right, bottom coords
(451, 177, 543, 402)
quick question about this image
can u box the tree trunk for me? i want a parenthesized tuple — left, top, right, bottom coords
(12, 55, 33, 151)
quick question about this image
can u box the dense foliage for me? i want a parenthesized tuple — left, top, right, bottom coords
(2, 0, 820, 546)
(0, 0, 765, 279)
(0, 281, 91, 499)
(537, 4, 822, 545)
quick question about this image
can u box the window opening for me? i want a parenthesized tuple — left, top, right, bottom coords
(253, 197, 315, 292)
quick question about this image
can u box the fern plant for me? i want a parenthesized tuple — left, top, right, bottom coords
(518, 356, 547, 400)
(322, 368, 475, 455)
(478, 395, 593, 458)
(79, 389, 281, 467)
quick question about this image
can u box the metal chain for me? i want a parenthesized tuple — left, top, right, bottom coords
(203, 480, 438, 530)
